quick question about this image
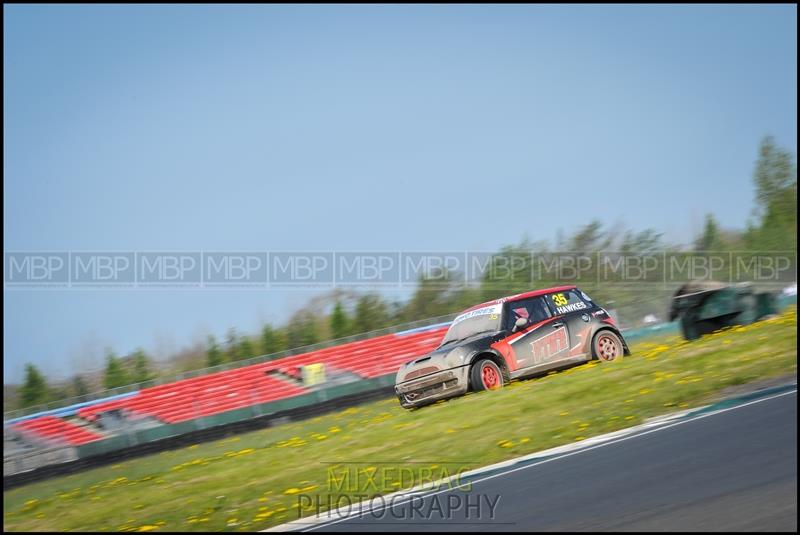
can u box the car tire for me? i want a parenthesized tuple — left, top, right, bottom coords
(592, 330, 624, 362)
(470, 359, 504, 391)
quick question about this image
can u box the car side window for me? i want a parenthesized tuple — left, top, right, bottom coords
(546, 290, 590, 316)
(506, 296, 552, 330)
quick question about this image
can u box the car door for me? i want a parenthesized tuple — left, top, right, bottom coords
(544, 289, 594, 359)
(502, 296, 570, 370)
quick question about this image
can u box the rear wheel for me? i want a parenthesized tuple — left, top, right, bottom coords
(593, 330, 624, 362)
(471, 359, 504, 391)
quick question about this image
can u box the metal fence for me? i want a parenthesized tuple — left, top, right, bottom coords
(3, 313, 458, 422)
(3, 444, 78, 478)
(3, 371, 398, 481)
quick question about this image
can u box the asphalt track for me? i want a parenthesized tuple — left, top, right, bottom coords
(303, 389, 797, 532)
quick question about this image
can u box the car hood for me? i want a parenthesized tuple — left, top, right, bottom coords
(395, 330, 504, 384)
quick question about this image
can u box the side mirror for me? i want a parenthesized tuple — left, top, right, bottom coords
(513, 317, 528, 332)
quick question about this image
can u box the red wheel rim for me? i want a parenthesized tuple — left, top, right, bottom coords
(482, 363, 500, 389)
(597, 335, 619, 361)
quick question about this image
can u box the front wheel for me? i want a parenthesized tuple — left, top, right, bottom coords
(593, 330, 624, 362)
(471, 359, 504, 391)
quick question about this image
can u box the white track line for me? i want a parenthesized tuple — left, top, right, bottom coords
(263, 409, 697, 533)
(265, 388, 797, 532)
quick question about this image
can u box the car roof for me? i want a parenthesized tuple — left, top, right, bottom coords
(460, 285, 578, 314)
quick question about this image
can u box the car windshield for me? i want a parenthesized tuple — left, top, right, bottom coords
(440, 304, 503, 346)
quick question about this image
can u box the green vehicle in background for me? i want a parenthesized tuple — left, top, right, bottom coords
(669, 281, 779, 340)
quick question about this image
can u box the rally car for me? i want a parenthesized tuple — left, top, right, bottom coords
(394, 285, 629, 408)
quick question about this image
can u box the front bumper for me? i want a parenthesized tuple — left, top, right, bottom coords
(394, 366, 470, 408)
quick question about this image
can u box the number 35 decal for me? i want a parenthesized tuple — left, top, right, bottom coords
(552, 293, 568, 307)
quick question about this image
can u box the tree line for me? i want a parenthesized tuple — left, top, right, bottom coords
(12, 136, 796, 410)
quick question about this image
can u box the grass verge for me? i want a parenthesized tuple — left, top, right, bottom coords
(4, 307, 797, 532)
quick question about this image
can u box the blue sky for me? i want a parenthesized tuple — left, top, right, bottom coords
(4, 4, 797, 383)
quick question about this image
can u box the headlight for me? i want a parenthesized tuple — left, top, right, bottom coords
(445, 347, 468, 366)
